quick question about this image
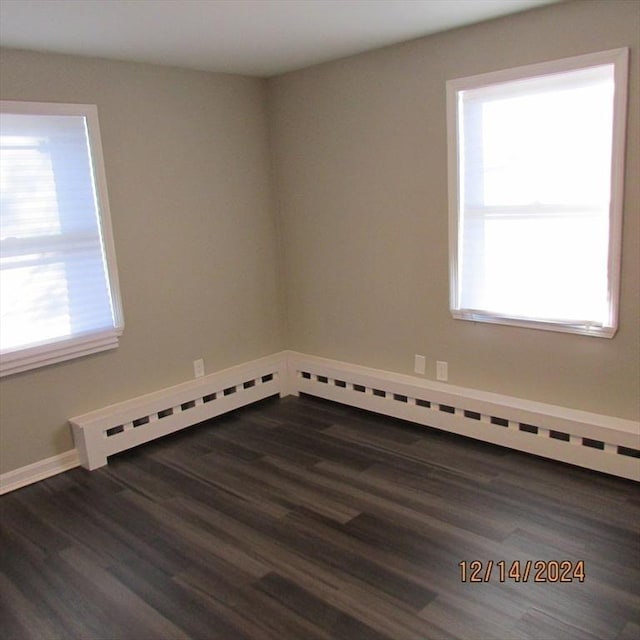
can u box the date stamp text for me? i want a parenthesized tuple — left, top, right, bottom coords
(459, 560, 585, 583)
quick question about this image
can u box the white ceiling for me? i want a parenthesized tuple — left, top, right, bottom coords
(0, 0, 559, 77)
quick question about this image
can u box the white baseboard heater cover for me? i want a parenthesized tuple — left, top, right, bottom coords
(287, 353, 640, 481)
(70, 353, 287, 470)
(69, 350, 638, 480)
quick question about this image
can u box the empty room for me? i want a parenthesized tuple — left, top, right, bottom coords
(0, 1, 638, 639)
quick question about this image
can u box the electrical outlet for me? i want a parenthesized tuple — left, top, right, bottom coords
(436, 360, 448, 382)
(414, 354, 426, 375)
(193, 358, 205, 378)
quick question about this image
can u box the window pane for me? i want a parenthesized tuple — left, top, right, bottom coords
(449, 49, 627, 336)
(474, 75, 614, 208)
(0, 102, 123, 372)
(0, 137, 60, 238)
(460, 211, 609, 322)
(0, 260, 71, 350)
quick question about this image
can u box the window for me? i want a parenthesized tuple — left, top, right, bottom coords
(0, 101, 123, 376)
(446, 48, 628, 337)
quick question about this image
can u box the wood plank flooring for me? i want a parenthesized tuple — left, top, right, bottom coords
(1, 394, 639, 639)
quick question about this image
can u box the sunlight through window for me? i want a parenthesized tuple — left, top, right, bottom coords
(447, 49, 627, 337)
(0, 103, 123, 376)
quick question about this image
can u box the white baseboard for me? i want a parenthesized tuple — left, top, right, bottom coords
(2, 350, 638, 493)
(0, 449, 80, 495)
(70, 352, 288, 470)
(287, 352, 640, 481)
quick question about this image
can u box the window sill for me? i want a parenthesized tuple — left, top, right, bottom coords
(451, 310, 616, 339)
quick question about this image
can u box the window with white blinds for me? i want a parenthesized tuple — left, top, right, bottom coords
(446, 49, 628, 337)
(0, 101, 123, 376)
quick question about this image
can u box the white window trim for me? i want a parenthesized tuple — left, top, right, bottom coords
(446, 48, 629, 338)
(0, 101, 124, 376)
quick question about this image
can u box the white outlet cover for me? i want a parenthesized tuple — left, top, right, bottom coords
(193, 359, 205, 378)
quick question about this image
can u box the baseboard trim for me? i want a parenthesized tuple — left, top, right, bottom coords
(287, 352, 640, 481)
(70, 352, 288, 470)
(0, 449, 80, 495)
(2, 350, 637, 493)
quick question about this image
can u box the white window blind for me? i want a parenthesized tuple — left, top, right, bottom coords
(447, 49, 628, 337)
(0, 101, 123, 376)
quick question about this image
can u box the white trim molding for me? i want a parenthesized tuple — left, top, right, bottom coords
(0, 101, 124, 378)
(446, 48, 628, 338)
(287, 352, 640, 481)
(1, 350, 638, 493)
(0, 449, 80, 495)
(70, 352, 288, 470)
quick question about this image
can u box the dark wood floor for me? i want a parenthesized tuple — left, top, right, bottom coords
(1, 394, 639, 640)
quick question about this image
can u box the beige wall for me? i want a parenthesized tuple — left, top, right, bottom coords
(1, 0, 638, 476)
(269, 0, 640, 420)
(0, 51, 285, 473)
